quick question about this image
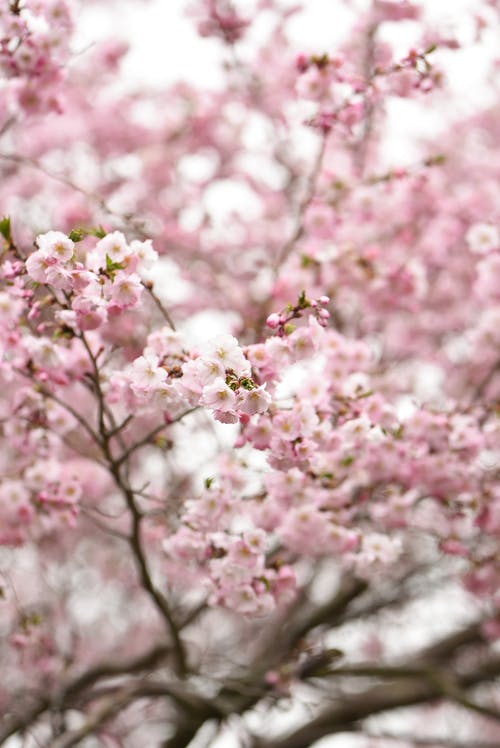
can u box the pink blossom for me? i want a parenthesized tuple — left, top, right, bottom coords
(36, 231, 74, 261)
(201, 378, 237, 410)
(96, 231, 130, 263)
(266, 313, 281, 329)
(273, 411, 302, 441)
(129, 352, 167, 393)
(110, 271, 143, 308)
(25, 251, 57, 283)
(223, 585, 274, 616)
(237, 385, 271, 415)
(356, 533, 403, 571)
(129, 238, 158, 272)
(475, 253, 500, 301)
(72, 295, 108, 331)
(466, 222, 499, 254)
(296, 66, 333, 101)
(203, 334, 250, 375)
(373, 0, 421, 22)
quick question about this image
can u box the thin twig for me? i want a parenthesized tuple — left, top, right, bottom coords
(114, 408, 198, 468)
(143, 282, 176, 331)
(0, 152, 149, 237)
(274, 133, 328, 270)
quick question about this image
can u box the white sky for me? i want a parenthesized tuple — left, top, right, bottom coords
(82, 0, 496, 94)
(79, 0, 498, 168)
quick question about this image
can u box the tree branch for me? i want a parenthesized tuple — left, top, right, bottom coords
(254, 651, 500, 748)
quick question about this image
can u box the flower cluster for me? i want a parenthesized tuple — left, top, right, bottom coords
(24, 229, 155, 331)
(164, 511, 295, 615)
(0, 458, 81, 546)
(0, 0, 74, 115)
(117, 331, 272, 425)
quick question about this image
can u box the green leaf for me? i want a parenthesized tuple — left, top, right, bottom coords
(154, 435, 172, 450)
(68, 228, 87, 243)
(311, 53, 329, 68)
(0, 216, 11, 243)
(425, 154, 446, 167)
(356, 389, 374, 399)
(69, 225, 107, 243)
(301, 254, 318, 268)
(106, 254, 126, 273)
(92, 225, 107, 239)
(258, 576, 272, 591)
(204, 476, 215, 489)
(240, 377, 255, 391)
(54, 326, 75, 340)
(324, 647, 344, 660)
(298, 289, 309, 308)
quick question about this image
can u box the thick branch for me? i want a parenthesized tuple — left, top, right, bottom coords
(0, 643, 170, 744)
(47, 680, 221, 748)
(255, 654, 500, 748)
(64, 642, 171, 702)
(109, 465, 188, 676)
(360, 733, 500, 748)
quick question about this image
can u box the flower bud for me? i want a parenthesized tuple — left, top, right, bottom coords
(266, 313, 281, 329)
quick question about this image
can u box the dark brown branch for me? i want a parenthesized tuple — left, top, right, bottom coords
(0, 698, 50, 746)
(70, 335, 188, 676)
(287, 575, 368, 644)
(108, 462, 188, 676)
(359, 733, 500, 748)
(255, 653, 500, 748)
(64, 643, 172, 702)
(48, 680, 222, 748)
(214, 575, 368, 714)
(0, 643, 170, 744)
(417, 620, 485, 663)
(49, 685, 138, 748)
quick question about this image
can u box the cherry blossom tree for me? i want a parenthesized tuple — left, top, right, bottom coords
(0, 1, 499, 747)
